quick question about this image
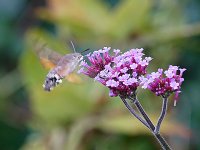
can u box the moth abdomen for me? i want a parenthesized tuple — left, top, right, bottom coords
(43, 70, 63, 91)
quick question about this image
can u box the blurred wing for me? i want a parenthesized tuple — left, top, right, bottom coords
(35, 44, 63, 70)
(40, 57, 56, 70)
(65, 73, 82, 84)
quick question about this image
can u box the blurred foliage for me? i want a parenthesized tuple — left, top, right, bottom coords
(0, 0, 200, 150)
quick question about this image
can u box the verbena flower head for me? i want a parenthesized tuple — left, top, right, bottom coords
(79, 47, 152, 97)
(140, 65, 186, 105)
(78, 47, 115, 78)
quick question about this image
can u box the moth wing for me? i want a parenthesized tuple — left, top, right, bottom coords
(65, 73, 82, 84)
(35, 44, 63, 70)
(55, 61, 80, 82)
(40, 57, 56, 70)
(55, 54, 81, 77)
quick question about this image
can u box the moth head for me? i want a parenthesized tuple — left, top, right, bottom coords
(72, 53, 83, 61)
(43, 70, 63, 91)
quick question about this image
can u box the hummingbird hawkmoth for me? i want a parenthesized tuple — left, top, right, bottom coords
(35, 41, 89, 91)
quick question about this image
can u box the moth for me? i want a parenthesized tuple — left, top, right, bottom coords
(36, 42, 88, 91)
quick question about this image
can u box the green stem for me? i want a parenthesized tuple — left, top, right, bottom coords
(155, 97, 168, 134)
(127, 94, 172, 150)
(119, 95, 150, 129)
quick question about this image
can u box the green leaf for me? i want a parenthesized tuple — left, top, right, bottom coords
(97, 113, 190, 138)
(106, 0, 152, 39)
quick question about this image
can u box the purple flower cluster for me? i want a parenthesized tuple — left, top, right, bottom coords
(79, 47, 152, 97)
(140, 65, 186, 105)
(78, 47, 186, 104)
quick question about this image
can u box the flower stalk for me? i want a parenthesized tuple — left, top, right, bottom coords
(155, 97, 168, 134)
(119, 95, 150, 129)
(128, 93, 155, 131)
(125, 94, 172, 150)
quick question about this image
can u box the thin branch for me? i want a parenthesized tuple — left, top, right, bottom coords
(128, 95, 155, 131)
(119, 95, 150, 129)
(128, 94, 172, 150)
(155, 97, 168, 134)
(154, 133, 172, 150)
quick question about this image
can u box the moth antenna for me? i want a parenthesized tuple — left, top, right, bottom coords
(70, 41, 76, 53)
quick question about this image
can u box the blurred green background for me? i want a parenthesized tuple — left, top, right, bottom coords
(0, 0, 200, 149)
